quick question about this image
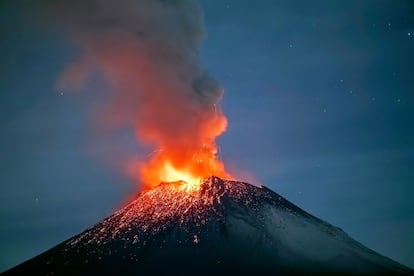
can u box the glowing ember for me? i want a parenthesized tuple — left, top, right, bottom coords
(70, 177, 239, 247)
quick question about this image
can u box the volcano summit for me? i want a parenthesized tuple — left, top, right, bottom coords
(4, 176, 413, 275)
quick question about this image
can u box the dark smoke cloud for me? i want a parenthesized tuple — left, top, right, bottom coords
(35, 0, 228, 185)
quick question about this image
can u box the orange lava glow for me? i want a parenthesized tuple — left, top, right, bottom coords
(138, 111, 231, 189)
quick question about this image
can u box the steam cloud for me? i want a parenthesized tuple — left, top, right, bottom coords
(37, 0, 228, 186)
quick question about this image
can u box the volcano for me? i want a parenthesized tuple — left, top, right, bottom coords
(4, 176, 413, 275)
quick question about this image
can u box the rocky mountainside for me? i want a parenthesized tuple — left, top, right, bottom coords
(4, 176, 413, 275)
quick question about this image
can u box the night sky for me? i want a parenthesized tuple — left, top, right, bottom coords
(1, 0, 414, 272)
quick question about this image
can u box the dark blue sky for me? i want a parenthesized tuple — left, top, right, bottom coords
(1, 0, 413, 271)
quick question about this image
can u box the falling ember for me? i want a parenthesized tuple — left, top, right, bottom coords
(38, 0, 232, 189)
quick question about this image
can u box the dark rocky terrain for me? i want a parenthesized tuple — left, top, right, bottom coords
(4, 176, 413, 275)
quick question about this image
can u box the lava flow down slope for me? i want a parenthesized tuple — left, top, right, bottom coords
(4, 176, 413, 275)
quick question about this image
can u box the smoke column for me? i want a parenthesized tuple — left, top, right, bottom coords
(37, 0, 229, 187)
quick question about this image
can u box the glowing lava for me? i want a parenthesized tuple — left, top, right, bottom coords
(161, 162, 202, 188)
(139, 135, 231, 190)
(126, 93, 231, 191)
(135, 102, 231, 189)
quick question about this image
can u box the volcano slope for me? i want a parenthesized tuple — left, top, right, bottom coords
(4, 176, 413, 275)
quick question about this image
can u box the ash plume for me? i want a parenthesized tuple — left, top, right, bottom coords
(36, 0, 229, 186)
